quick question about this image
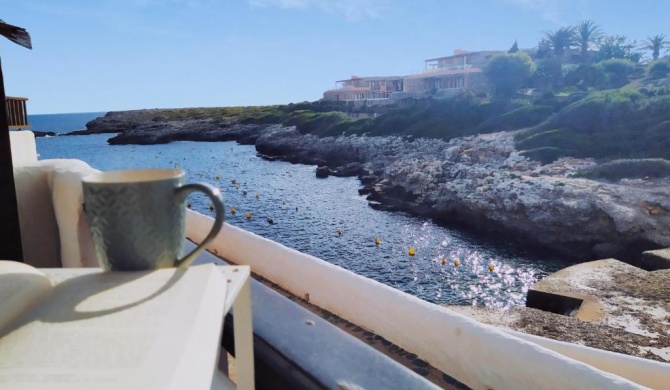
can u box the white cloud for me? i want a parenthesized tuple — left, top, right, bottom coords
(249, 0, 391, 21)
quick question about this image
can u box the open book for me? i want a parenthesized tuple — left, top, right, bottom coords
(0, 261, 228, 390)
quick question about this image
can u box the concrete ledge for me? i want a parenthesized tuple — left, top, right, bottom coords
(640, 248, 670, 270)
(186, 210, 651, 390)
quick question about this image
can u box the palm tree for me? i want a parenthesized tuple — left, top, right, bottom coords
(575, 20, 602, 62)
(640, 34, 668, 60)
(0, 19, 32, 49)
(543, 26, 577, 57)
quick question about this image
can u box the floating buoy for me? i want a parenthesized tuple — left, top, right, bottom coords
(337, 229, 343, 236)
(374, 237, 381, 245)
(235, 185, 240, 190)
(231, 178, 237, 184)
(267, 217, 274, 224)
(408, 247, 416, 256)
(245, 212, 251, 219)
(441, 257, 446, 265)
(209, 204, 215, 211)
(230, 207, 236, 214)
(454, 258, 460, 267)
(255, 193, 259, 199)
(488, 264, 495, 272)
(215, 175, 220, 180)
(242, 190, 247, 195)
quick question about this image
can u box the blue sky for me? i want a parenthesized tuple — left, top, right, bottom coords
(2, 0, 669, 114)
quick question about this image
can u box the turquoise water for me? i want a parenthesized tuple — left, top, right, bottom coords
(35, 113, 571, 307)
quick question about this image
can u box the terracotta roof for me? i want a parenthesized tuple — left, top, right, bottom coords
(335, 76, 403, 83)
(424, 50, 504, 62)
(324, 87, 371, 93)
(404, 67, 482, 80)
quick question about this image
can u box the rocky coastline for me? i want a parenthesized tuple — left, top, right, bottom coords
(72, 110, 670, 262)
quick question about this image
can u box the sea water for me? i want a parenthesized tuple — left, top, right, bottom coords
(33, 113, 572, 307)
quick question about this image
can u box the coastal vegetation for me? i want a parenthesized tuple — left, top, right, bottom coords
(113, 20, 670, 168)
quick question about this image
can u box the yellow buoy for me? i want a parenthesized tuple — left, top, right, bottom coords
(374, 237, 381, 245)
(337, 229, 343, 236)
(230, 207, 236, 214)
(215, 175, 220, 180)
(231, 178, 237, 184)
(408, 247, 416, 256)
(441, 257, 446, 265)
(245, 212, 251, 219)
(488, 263, 495, 272)
(454, 258, 460, 267)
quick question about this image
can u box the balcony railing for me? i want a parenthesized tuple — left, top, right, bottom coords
(6, 96, 30, 129)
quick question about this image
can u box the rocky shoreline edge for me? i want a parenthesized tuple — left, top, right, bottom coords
(449, 259, 670, 363)
(70, 110, 670, 263)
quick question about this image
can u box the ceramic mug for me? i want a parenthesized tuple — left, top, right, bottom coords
(82, 169, 224, 271)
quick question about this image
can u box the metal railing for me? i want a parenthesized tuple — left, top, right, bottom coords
(5, 96, 30, 129)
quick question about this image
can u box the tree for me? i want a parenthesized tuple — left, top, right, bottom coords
(483, 52, 536, 97)
(543, 26, 577, 57)
(596, 35, 641, 63)
(640, 34, 669, 60)
(508, 40, 519, 53)
(575, 20, 602, 63)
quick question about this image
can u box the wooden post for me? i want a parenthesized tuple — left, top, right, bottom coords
(0, 58, 24, 261)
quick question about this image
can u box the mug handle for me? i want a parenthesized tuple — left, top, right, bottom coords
(173, 182, 225, 268)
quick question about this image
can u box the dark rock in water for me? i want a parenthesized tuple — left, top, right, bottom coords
(332, 162, 364, 177)
(360, 175, 377, 185)
(32, 131, 56, 137)
(358, 186, 373, 195)
(368, 201, 384, 210)
(315, 166, 330, 178)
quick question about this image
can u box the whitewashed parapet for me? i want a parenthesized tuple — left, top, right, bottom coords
(186, 210, 653, 390)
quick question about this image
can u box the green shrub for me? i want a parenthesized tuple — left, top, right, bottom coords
(562, 64, 606, 89)
(523, 88, 644, 133)
(596, 59, 636, 88)
(578, 159, 670, 180)
(648, 60, 670, 79)
(478, 105, 554, 132)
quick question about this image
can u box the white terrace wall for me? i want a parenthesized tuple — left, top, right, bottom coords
(186, 211, 665, 390)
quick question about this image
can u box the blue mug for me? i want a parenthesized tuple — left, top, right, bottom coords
(83, 169, 224, 271)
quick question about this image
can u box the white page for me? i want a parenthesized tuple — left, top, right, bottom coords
(0, 261, 52, 330)
(0, 264, 227, 390)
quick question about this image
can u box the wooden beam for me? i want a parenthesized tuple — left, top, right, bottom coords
(0, 58, 24, 261)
